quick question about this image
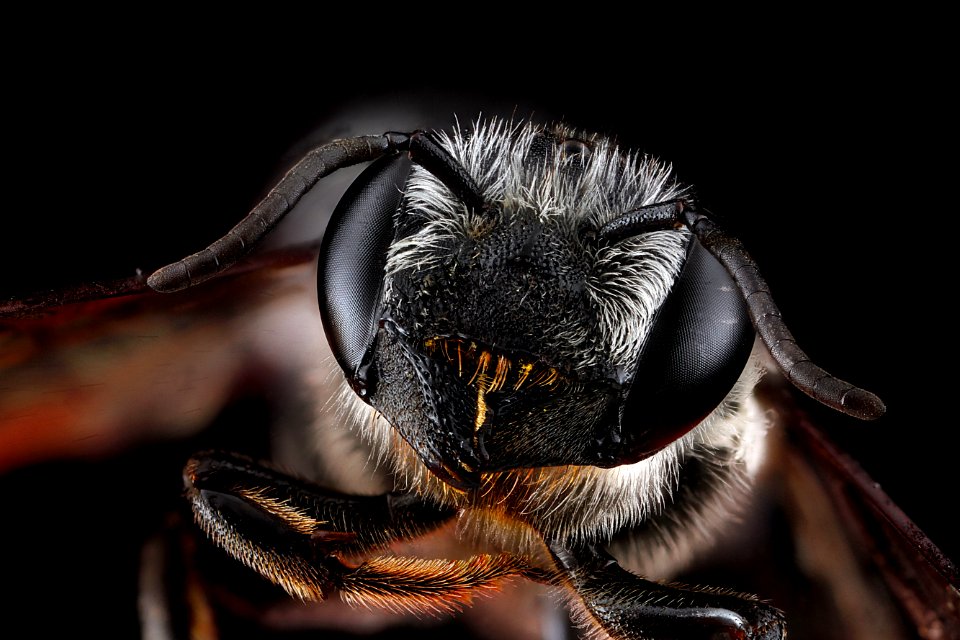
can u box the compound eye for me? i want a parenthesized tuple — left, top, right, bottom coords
(318, 155, 411, 377)
(618, 238, 755, 459)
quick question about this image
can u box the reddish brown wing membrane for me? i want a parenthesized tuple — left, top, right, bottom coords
(780, 400, 959, 639)
(657, 374, 959, 640)
(0, 247, 319, 474)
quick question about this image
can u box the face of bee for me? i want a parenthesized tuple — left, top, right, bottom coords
(320, 120, 760, 491)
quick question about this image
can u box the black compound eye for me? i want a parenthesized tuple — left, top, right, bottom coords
(318, 154, 411, 378)
(617, 238, 756, 460)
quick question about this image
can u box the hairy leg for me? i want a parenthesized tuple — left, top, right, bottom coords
(185, 451, 544, 612)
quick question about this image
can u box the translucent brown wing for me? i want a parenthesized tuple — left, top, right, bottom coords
(0, 248, 319, 473)
(772, 383, 960, 640)
(672, 375, 960, 640)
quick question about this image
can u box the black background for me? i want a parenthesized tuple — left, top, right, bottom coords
(2, 27, 950, 637)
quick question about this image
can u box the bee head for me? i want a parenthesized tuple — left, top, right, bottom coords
(318, 120, 756, 491)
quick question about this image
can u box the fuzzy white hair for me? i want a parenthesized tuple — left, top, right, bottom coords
(385, 117, 691, 371)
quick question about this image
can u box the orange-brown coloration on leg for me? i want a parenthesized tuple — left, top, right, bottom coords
(337, 553, 551, 615)
(236, 487, 323, 536)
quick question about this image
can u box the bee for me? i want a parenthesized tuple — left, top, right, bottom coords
(140, 116, 899, 640)
(3, 111, 954, 640)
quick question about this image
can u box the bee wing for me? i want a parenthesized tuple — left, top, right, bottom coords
(784, 396, 960, 639)
(0, 247, 320, 474)
(729, 373, 960, 640)
(673, 374, 958, 640)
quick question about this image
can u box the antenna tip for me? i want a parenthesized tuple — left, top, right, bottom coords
(147, 263, 189, 293)
(841, 388, 886, 420)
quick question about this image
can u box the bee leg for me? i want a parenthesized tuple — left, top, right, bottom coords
(550, 542, 786, 640)
(183, 451, 538, 613)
